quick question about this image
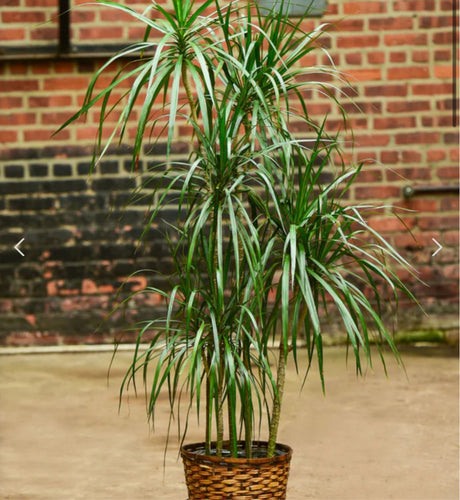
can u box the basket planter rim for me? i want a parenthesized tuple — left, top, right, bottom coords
(181, 440, 292, 466)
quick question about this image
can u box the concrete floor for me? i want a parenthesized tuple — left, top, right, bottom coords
(0, 345, 458, 500)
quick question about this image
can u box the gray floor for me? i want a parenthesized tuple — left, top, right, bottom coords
(0, 345, 458, 500)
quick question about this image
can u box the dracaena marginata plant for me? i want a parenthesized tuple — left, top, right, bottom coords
(59, 0, 417, 459)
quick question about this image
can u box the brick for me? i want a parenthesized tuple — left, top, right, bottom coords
(412, 82, 452, 95)
(337, 35, 380, 48)
(386, 101, 430, 113)
(381, 151, 399, 164)
(0, 113, 36, 126)
(128, 27, 148, 39)
(30, 27, 58, 40)
(9, 197, 55, 211)
(0, 96, 22, 109)
(43, 77, 89, 91)
(98, 9, 133, 22)
(419, 215, 459, 230)
(387, 66, 430, 80)
(76, 127, 114, 141)
(419, 16, 452, 28)
(81, 279, 98, 295)
(25, 0, 56, 5)
(422, 115, 456, 128)
(54, 61, 76, 74)
(9, 63, 29, 75)
(386, 167, 431, 181)
(401, 150, 422, 163)
(355, 186, 401, 200)
(0, 28, 25, 40)
(369, 17, 413, 30)
(433, 32, 453, 44)
(449, 148, 459, 162)
(343, 2, 387, 14)
(91, 178, 136, 191)
(77, 61, 96, 74)
(444, 133, 458, 144)
(41, 112, 74, 125)
(365, 84, 408, 97)
(374, 117, 417, 129)
(2, 11, 46, 22)
(29, 164, 49, 177)
(23, 130, 57, 142)
(28, 96, 73, 108)
(31, 65, 50, 76)
(390, 52, 407, 63)
(0, 180, 86, 195)
(440, 0, 454, 9)
(395, 131, 440, 145)
(72, 10, 96, 22)
(426, 150, 446, 162)
(346, 53, 363, 65)
(100, 160, 119, 174)
(444, 231, 460, 246)
(367, 51, 385, 64)
(393, 0, 435, 10)
(347, 68, 382, 81)
(59, 194, 106, 211)
(77, 162, 92, 176)
(434, 49, 451, 62)
(369, 217, 416, 232)
(0, 80, 39, 92)
(78, 27, 123, 40)
(0, 130, 18, 142)
(434, 65, 452, 78)
(47, 246, 96, 261)
(384, 33, 428, 46)
(356, 167, 382, 182)
(354, 134, 391, 147)
(349, 117, 368, 129)
(411, 50, 430, 63)
(400, 199, 439, 212)
(0, 300, 13, 313)
(331, 19, 364, 31)
(4, 165, 24, 178)
(343, 101, 382, 114)
(441, 198, 459, 212)
(53, 164, 73, 177)
(438, 166, 459, 179)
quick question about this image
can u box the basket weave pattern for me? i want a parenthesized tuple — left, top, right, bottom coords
(181, 441, 292, 500)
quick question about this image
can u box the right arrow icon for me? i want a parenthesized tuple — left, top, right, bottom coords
(432, 238, 443, 257)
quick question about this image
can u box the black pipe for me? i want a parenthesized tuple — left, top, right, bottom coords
(59, 0, 71, 55)
(403, 184, 459, 198)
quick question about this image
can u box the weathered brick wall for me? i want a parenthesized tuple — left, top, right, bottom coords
(0, 0, 458, 345)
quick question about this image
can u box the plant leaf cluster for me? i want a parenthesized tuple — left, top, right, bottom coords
(59, 0, 418, 459)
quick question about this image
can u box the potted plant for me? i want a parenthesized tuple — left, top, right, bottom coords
(59, 0, 417, 498)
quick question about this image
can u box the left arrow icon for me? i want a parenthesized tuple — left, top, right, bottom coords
(14, 238, 25, 257)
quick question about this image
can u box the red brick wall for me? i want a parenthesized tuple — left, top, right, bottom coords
(0, 0, 458, 345)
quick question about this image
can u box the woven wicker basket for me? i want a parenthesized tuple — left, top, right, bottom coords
(181, 441, 292, 500)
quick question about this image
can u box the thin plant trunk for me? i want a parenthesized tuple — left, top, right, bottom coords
(204, 352, 211, 456)
(216, 349, 225, 456)
(243, 340, 252, 458)
(267, 294, 308, 457)
(267, 339, 287, 457)
(227, 394, 237, 456)
(235, 187, 253, 458)
(182, 64, 198, 127)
